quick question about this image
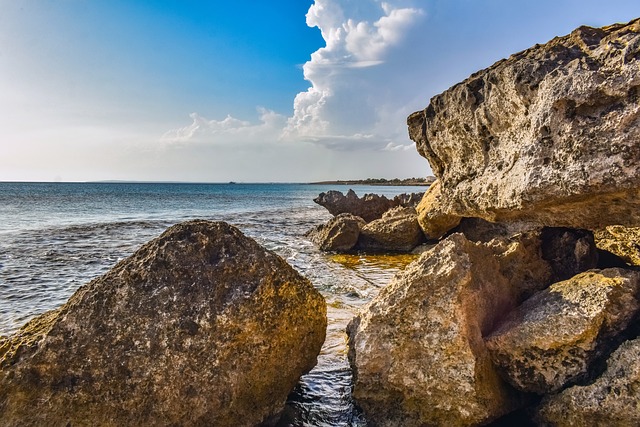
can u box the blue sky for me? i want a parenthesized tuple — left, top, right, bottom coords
(0, 0, 638, 182)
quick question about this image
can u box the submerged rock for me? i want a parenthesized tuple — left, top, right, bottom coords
(306, 213, 365, 252)
(408, 19, 640, 230)
(0, 220, 327, 427)
(537, 337, 640, 426)
(358, 206, 425, 252)
(486, 268, 640, 394)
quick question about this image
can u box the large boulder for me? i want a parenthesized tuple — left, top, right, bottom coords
(595, 225, 640, 266)
(357, 207, 425, 252)
(408, 19, 640, 230)
(0, 220, 327, 427)
(346, 233, 554, 426)
(537, 337, 640, 426)
(313, 189, 424, 223)
(486, 268, 640, 394)
(305, 213, 365, 252)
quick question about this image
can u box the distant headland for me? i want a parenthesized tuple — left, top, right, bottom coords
(310, 177, 435, 186)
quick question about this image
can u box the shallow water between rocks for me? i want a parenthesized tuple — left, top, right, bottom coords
(0, 182, 422, 426)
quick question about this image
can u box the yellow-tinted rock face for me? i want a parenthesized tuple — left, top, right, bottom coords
(0, 220, 327, 427)
(595, 225, 640, 266)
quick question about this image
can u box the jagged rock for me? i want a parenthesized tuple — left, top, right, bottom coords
(357, 207, 425, 252)
(537, 337, 640, 426)
(314, 189, 424, 223)
(0, 220, 327, 427)
(347, 233, 556, 427)
(415, 180, 461, 239)
(306, 213, 365, 252)
(408, 19, 640, 230)
(486, 269, 640, 394)
(595, 225, 640, 266)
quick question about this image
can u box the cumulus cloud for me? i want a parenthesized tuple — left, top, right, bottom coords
(162, 108, 286, 145)
(285, 0, 425, 148)
(164, 0, 425, 154)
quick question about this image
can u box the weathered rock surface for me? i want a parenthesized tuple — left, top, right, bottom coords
(0, 220, 327, 427)
(415, 179, 461, 239)
(358, 207, 425, 252)
(306, 213, 365, 252)
(314, 189, 423, 223)
(486, 268, 640, 394)
(408, 19, 640, 230)
(347, 233, 557, 426)
(537, 337, 640, 426)
(595, 225, 640, 266)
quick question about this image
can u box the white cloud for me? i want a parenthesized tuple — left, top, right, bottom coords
(285, 0, 425, 148)
(161, 108, 287, 145)
(164, 0, 426, 154)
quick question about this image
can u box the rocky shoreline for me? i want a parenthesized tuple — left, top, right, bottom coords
(2, 17, 640, 427)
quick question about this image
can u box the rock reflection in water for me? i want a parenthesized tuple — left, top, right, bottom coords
(279, 253, 418, 427)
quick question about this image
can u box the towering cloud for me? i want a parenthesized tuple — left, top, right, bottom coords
(285, 0, 425, 150)
(164, 0, 425, 153)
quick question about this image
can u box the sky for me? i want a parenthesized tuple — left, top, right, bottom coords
(0, 1, 638, 182)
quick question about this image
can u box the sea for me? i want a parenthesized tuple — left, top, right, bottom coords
(0, 181, 426, 426)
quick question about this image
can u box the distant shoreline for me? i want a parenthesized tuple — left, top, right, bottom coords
(309, 178, 434, 186)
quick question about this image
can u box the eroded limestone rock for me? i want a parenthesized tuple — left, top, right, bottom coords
(358, 206, 425, 252)
(415, 179, 461, 239)
(408, 19, 640, 230)
(346, 233, 553, 426)
(486, 269, 640, 394)
(595, 225, 640, 266)
(0, 220, 327, 427)
(306, 213, 365, 252)
(314, 189, 424, 223)
(537, 337, 640, 427)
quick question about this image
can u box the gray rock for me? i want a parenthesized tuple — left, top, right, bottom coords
(314, 189, 424, 223)
(537, 337, 640, 427)
(486, 268, 640, 394)
(408, 19, 640, 230)
(306, 213, 365, 252)
(0, 220, 327, 427)
(357, 206, 425, 252)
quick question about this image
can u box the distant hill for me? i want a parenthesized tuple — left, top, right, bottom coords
(310, 177, 435, 186)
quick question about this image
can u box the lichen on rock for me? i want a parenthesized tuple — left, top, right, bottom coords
(486, 268, 640, 394)
(0, 220, 327, 427)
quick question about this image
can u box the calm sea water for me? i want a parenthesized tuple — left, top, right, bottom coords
(0, 182, 424, 426)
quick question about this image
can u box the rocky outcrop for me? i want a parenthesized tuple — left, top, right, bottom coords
(595, 225, 640, 266)
(415, 179, 461, 239)
(0, 220, 327, 427)
(357, 207, 425, 252)
(537, 337, 640, 426)
(314, 189, 423, 223)
(346, 232, 562, 426)
(306, 213, 365, 252)
(486, 269, 640, 394)
(408, 19, 640, 230)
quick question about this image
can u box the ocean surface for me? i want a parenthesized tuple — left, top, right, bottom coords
(0, 182, 425, 426)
